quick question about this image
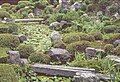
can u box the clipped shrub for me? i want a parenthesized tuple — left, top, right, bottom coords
(90, 32, 103, 40)
(17, 44, 34, 58)
(0, 23, 18, 33)
(29, 51, 51, 64)
(114, 45, 120, 56)
(79, 33, 95, 42)
(53, 40, 66, 49)
(104, 33, 120, 44)
(90, 41, 106, 49)
(1, 3, 11, 11)
(102, 25, 118, 33)
(104, 44, 114, 54)
(63, 33, 80, 44)
(0, 47, 10, 63)
(0, 11, 11, 19)
(0, 64, 19, 82)
(66, 41, 90, 54)
(0, 34, 20, 48)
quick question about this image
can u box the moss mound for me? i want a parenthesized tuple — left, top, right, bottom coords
(0, 64, 19, 82)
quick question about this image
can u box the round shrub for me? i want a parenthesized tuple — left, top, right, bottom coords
(0, 34, 20, 48)
(53, 40, 66, 49)
(0, 64, 19, 82)
(17, 44, 34, 58)
(104, 33, 120, 44)
(63, 33, 80, 44)
(104, 44, 114, 54)
(90, 41, 106, 49)
(29, 51, 51, 64)
(66, 41, 90, 54)
(1, 3, 11, 11)
(0, 47, 10, 63)
(0, 23, 18, 33)
(114, 45, 120, 56)
(90, 32, 103, 40)
(79, 33, 95, 42)
(0, 11, 11, 19)
(102, 25, 117, 33)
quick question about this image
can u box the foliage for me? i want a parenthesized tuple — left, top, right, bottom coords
(29, 51, 51, 64)
(90, 32, 103, 40)
(0, 11, 11, 19)
(0, 23, 18, 33)
(66, 41, 90, 54)
(90, 41, 106, 49)
(0, 34, 20, 48)
(20, 24, 52, 52)
(0, 47, 10, 63)
(114, 45, 120, 56)
(104, 44, 114, 54)
(1, 3, 11, 11)
(63, 33, 80, 44)
(0, 64, 19, 82)
(17, 44, 34, 58)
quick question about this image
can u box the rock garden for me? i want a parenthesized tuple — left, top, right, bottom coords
(0, 0, 120, 82)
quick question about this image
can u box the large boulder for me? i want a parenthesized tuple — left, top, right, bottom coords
(48, 48, 72, 63)
(7, 51, 24, 66)
(85, 47, 105, 59)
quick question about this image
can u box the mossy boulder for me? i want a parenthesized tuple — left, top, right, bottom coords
(29, 51, 51, 64)
(114, 45, 120, 56)
(0, 64, 19, 82)
(17, 44, 34, 58)
(0, 34, 20, 48)
(90, 32, 103, 40)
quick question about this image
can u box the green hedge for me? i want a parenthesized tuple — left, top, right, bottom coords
(0, 64, 19, 82)
(0, 34, 20, 48)
(0, 23, 18, 33)
(0, 47, 10, 63)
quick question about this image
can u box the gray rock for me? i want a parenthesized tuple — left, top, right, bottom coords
(48, 48, 72, 63)
(18, 35, 27, 43)
(50, 31, 62, 42)
(7, 51, 25, 66)
(70, 2, 83, 11)
(60, 20, 71, 28)
(74, 71, 100, 82)
(49, 22, 61, 30)
(113, 39, 120, 47)
(85, 47, 105, 59)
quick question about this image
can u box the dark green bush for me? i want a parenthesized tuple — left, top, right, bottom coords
(90, 32, 103, 40)
(90, 41, 106, 49)
(0, 64, 19, 82)
(79, 33, 95, 42)
(0, 34, 20, 48)
(0, 11, 11, 19)
(66, 41, 90, 54)
(29, 51, 51, 64)
(114, 45, 120, 56)
(0, 23, 18, 33)
(17, 44, 34, 58)
(1, 3, 11, 11)
(102, 25, 119, 33)
(63, 33, 80, 44)
(104, 44, 114, 54)
(104, 33, 120, 44)
(53, 40, 66, 49)
(0, 47, 10, 63)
